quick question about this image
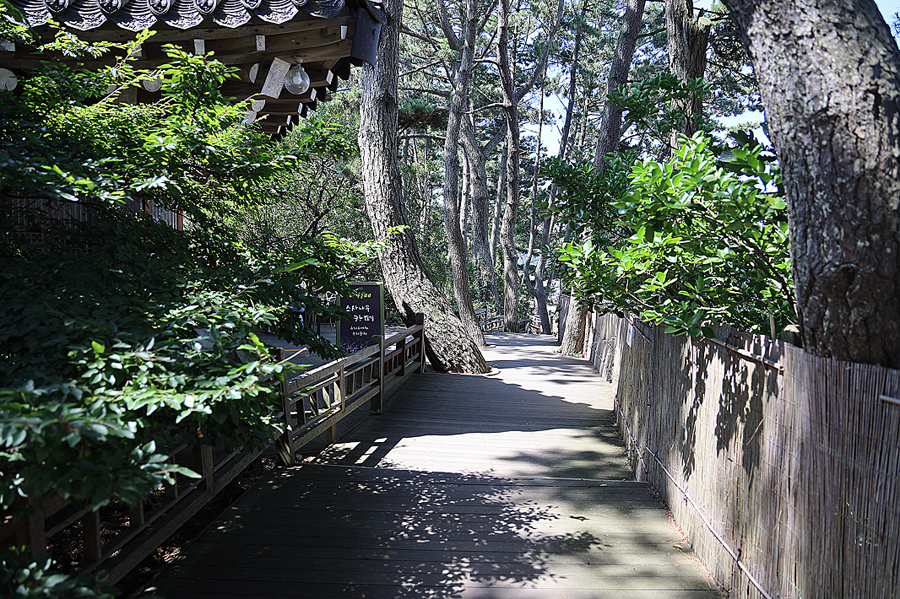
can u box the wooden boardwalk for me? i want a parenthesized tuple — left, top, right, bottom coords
(147, 333, 722, 599)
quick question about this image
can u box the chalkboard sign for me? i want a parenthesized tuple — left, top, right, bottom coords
(337, 282, 384, 353)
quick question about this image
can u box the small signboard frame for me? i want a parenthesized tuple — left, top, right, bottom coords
(337, 282, 385, 353)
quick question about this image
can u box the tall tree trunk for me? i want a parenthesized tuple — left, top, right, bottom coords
(497, 0, 521, 332)
(460, 153, 469, 249)
(522, 78, 551, 334)
(496, 0, 564, 332)
(358, 0, 488, 373)
(593, 0, 648, 170)
(724, 0, 900, 368)
(665, 0, 711, 148)
(490, 143, 507, 270)
(437, 0, 486, 346)
(562, 0, 646, 356)
(529, 16, 585, 336)
(462, 115, 502, 306)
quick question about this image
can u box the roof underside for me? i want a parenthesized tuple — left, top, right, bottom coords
(4, 0, 384, 137)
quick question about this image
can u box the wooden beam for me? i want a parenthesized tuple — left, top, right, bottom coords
(256, 101, 302, 113)
(206, 27, 343, 58)
(61, 15, 352, 44)
(208, 28, 352, 66)
(6, 35, 355, 72)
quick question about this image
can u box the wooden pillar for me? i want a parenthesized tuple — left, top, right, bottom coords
(194, 443, 214, 492)
(415, 313, 427, 373)
(128, 500, 144, 529)
(371, 336, 384, 414)
(25, 498, 46, 557)
(81, 509, 102, 564)
(275, 349, 295, 467)
(328, 364, 345, 444)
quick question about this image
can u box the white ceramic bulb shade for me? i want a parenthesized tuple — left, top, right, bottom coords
(284, 65, 311, 95)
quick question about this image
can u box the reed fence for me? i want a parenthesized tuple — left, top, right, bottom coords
(586, 311, 900, 599)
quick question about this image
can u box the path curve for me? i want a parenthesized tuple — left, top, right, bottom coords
(147, 333, 722, 598)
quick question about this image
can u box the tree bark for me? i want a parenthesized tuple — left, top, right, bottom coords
(359, 0, 489, 373)
(665, 0, 711, 148)
(497, 0, 521, 332)
(496, 0, 564, 332)
(490, 142, 507, 269)
(562, 0, 646, 356)
(593, 0, 647, 170)
(461, 115, 502, 306)
(522, 78, 551, 334)
(724, 0, 900, 368)
(437, 0, 486, 347)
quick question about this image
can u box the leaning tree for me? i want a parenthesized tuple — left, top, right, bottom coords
(358, 0, 489, 373)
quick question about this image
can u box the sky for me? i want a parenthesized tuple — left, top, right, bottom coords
(536, 0, 900, 156)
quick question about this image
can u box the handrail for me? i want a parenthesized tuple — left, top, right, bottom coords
(275, 312, 426, 465)
(13, 313, 428, 587)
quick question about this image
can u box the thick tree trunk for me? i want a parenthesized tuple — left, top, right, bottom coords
(665, 0, 710, 147)
(562, 0, 645, 356)
(724, 0, 900, 368)
(437, 0, 486, 347)
(497, 0, 521, 332)
(499, 122, 521, 332)
(593, 0, 647, 170)
(461, 115, 501, 306)
(358, 0, 488, 373)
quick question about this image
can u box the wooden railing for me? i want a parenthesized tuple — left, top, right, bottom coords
(7, 315, 427, 585)
(275, 314, 426, 466)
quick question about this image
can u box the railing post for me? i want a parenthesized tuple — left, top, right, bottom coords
(194, 443, 214, 492)
(415, 313, 426, 373)
(128, 499, 144, 529)
(398, 336, 407, 378)
(25, 498, 46, 557)
(328, 363, 344, 444)
(82, 508, 102, 564)
(371, 335, 383, 414)
(275, 349, 295, 466)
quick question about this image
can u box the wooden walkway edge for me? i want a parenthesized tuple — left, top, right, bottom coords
(145, 333, 723, 599)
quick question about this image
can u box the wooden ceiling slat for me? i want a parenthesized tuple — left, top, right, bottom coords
(4, 36, 351, 70)
(204, 25, 345, 57)
(55, 15, 351, 43)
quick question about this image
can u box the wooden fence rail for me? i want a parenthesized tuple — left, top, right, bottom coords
(585, 311, 900, 599)
(275, 314, 426, 466)
(6, 315, 427, 585)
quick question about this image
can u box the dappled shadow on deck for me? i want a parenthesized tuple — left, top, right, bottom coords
(146, 333, 722, 599)
(317, 332, 632, 480)
(149, 465, 718, 599)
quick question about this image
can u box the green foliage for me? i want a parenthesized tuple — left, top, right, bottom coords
(550, 133, 795, 337)
(0, 17, 356, 594)
(607, 72, 715, 148)
(1, 547, 116, 598)
(0, 33, 284, 219)
(0, 201, 353, 514)
(224, 117, 370, 257)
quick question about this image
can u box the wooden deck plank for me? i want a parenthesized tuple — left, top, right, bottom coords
(145, 333, 721, 599)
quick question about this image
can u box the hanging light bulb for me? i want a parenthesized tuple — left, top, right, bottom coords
(284, 63, 311, 95)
